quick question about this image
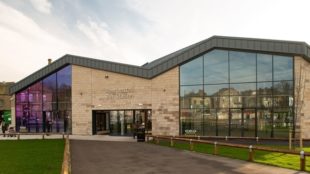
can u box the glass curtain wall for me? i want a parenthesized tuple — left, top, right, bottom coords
(180, 50, 294, 138)
(15, 65, 72, 133)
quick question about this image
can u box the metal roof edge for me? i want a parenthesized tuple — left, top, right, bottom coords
(10, 36, 310, 94)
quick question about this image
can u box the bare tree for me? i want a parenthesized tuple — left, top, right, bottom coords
(295, 63, 306, 149)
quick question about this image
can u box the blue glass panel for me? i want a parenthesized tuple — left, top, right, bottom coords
(230, 51, 256, 83)
(204, 50, 229, 84)
(180, 56, 203, 85)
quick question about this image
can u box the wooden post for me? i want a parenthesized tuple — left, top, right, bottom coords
(289, 129, 292, 150)
(190, 139, 194, 151)
(300, 150, 305, 171)
(170, 137, 174, 147)
(213, 142, 218, 155)
(248, 145, 253, 162)
(146, 135, 149, 142)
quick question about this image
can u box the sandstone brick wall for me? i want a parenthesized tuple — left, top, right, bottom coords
(294, 56, 310, 139)
(72, 65, 179, 135)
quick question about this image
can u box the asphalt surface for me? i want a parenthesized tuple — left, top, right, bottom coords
(71, 140, 308, 174)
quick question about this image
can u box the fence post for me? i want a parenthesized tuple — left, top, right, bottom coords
(225, 136, 228, 141)
(156, 136, 159, 144)
(190, 139, 194, 151)
(170, 137, 174, 147)
(289, 130, 292, 150)
(146, 135, 149, 142)
(213, 142, 218, 155)
(248, 145, 253, 162)
(300, 150, 305, 171)
(62, 133, 65, 140)
(256, 137, 259, 143)
(42, 134, 45, 140)
(17, 133, 20, 140)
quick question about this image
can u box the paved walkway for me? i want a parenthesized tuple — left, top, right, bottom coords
(71, 140, 308, 174)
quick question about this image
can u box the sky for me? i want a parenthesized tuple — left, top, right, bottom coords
(0, 0, 310, 82)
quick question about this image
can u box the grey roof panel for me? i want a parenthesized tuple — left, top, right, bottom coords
(10, 35, 310, 94)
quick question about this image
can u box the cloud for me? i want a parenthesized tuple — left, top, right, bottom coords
(29, 0, 52, 14)
(0, 1, 73, 82)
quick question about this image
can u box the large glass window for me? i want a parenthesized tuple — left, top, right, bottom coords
(15, 65, 72, 133)
(204, 50, 229, 84)
(230, 51, 256, 83)
(180, 56, 203, 85)
(180, 49, 294, 138)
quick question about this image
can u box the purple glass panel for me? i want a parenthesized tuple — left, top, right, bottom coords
(15, 65, 72, 133)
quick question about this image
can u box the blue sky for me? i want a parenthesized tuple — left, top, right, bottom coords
(1, 0, 310, 82)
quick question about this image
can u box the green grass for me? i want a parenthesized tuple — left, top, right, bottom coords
(0, 139, 65, 174)
(149, 139, 310, 171)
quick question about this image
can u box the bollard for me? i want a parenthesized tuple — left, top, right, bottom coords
(300, 150, 305, 171)
(225, 136, 228, 141)
(248, 145, 254, 162)
(213, 142, 218, 155)
(17, 133, 20, 140)
(170, 137, 174, 147)
(289, 130, 292, 150)
(146, 136, 149, 142)
(198, 136, 200, 140)
(156, 136, 159, 144)
(256, 137, 259, 143)
(190, 139, 194, 151)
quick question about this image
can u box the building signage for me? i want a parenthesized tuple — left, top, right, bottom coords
(102, 89, 135, 100)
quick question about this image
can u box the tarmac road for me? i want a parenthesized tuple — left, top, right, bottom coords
(71, 140, 308, 174)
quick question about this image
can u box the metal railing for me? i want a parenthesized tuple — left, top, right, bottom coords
(146, 135, 309, 171)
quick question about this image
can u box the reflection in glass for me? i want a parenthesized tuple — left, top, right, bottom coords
(217, 109, 229, 136)
(257, 82, 272, 95)
(230, 109, 256, 137)
(180, 86, 204, 108)
(274, 55, 293, 81)
(273, 81, 293, 95)
(230, 83, 256, 96)
(230, 51, 256, 83)
(180, 108, 203, 135)
(204, 84, 229, 96)
(15, 65, 72, 133)
(257, 109, 272, 138)
(203, 109, 217, 136)
(273, 108, 293, 138)
(180, 56, 203, 85)
(180, 49, 294, 138)
(204, 50, 229, 84)
(257, 54, 272, 81)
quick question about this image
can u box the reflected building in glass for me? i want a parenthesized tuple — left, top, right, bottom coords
(9, 36, 310, 139)
(180, 50, 294, 138)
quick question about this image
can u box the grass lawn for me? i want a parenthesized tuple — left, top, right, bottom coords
(0, 139, 65, 174)
(149, 139, 310, 171)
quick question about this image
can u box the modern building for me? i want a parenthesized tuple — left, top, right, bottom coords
(9, 36, 310, 138)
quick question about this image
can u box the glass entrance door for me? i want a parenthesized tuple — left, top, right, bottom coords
(93, 110, 151, 136)
(109, 110, 134, 136)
